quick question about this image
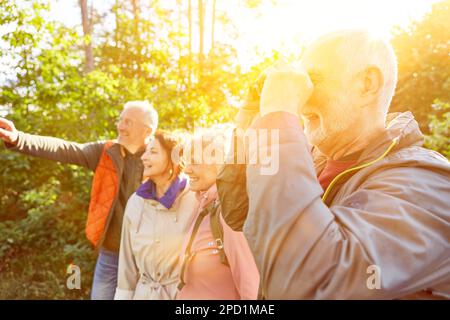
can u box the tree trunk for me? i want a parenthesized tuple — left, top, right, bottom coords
(79, 0, 94, 72)
(131, 0, 141, 76)
(211, 0, 216, 53)
(198, 0, 204, 82)
(177, 0, 183, 87)
(114, 0, 120, 49)
(188, 0, 192, 86)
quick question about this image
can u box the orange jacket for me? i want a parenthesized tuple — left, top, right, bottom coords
(85, 141, 118, 247)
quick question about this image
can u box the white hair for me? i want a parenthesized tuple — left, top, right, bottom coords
(123, 100, 158, 131)
(317, 29, 398, 116)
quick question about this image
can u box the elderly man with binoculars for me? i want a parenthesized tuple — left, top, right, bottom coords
(218, 29, 450, 300)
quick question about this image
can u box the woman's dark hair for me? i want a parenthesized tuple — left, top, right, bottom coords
(153, 130, 185, 180)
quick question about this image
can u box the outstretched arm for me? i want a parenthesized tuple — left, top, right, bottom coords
(1, 117, 104, 170)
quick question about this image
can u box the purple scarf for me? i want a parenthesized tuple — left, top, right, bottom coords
(136, 175, 187, 209)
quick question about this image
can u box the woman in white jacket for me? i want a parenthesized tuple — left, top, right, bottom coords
(114, 131, 197, 300)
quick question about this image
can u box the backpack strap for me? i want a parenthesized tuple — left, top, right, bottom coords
(209, 201, 229, 267)
(177, 200, 217, 291)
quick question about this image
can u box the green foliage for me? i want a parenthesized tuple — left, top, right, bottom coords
(0, 177, 95, 299)
(424, 100, 450, 159)
(0, 0, 272, 299)
(0, 0, 448, 300)
(390, 0, 450, 132)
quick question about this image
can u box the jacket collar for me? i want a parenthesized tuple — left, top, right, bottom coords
(195, 184, 218, 211)
(313, 111, 424, 172)
(106, 141, 145, 160)
(136, 175, 188, 209)
(357, 111, 423, 163)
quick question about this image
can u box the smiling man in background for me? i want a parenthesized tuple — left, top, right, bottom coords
(0, 100, 158, 300)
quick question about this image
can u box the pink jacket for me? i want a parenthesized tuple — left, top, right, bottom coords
(176, 184, 259, 300)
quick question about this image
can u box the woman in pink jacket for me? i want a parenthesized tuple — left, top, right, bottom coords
(176, 131, 260, 300)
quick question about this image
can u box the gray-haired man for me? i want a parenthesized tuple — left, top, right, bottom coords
(0, 101, 158, 300)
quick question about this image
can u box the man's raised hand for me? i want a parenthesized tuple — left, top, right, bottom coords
(260, 62, 313, 118)
(0, 117, 19, 146)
